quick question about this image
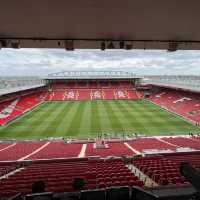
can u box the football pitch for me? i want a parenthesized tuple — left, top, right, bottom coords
(0, 100, 199, 139)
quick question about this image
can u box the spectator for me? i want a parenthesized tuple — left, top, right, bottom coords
(32, 181, 46, 193)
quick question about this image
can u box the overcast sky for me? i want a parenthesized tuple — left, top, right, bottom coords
(0, 48, 200, 76)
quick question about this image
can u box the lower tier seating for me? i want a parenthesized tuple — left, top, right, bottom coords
(27, 142, 83, 160)
(0, 91, 46, 126)
(162, 137, 200, 150)
(148, 88, 200, 123)
(0, 142, 47, 161)
(85, 142, 135, 157)
(127, 138, 176, 153)
(0, 137, 200, 161)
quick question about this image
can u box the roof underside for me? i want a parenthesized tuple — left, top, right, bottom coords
(1, 0, 200, 49)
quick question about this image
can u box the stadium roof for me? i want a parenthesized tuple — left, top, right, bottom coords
(0, 84, 45, 96)
(1, 0, 200, 49)
(47, 71, 140, 80)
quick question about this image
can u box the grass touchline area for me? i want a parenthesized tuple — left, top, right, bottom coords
(0, 100, 199, 140)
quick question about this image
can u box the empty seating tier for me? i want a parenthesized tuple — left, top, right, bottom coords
(0, 159, 143, 197)
(148, 89, 200, 123)
(0, 91, 46, 126)
(0, 137, 199, 161)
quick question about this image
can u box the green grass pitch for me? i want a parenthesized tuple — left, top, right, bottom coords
(0, 100, 199, 140)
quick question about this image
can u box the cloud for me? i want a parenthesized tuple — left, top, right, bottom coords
(0, 49, 200, 76)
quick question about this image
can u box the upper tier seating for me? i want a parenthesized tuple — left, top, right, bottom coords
(0, 159, 143, 197)
(51, 81, 133, 89)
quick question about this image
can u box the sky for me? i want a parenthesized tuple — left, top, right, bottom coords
(0, 48, 200, 76)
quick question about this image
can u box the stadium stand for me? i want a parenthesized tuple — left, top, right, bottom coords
(148, 88, 200, 123)
(48, 89, 140, 101)
(131, 151, 200, 187)
(0, 91, 45, 126)
(0, 158, 144, 197)
(131, 155, 187, 186)
(0, 146, 200, 198)
(0, 137, 199, 161)
(50, 81, 133, 89)
(47, 81, 140, 101)
(0, 136, 200, 198)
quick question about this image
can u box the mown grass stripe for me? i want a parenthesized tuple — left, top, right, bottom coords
(90, 101, 101, 135)
(41, 102, 72, 136)
(56, 101, 80, 136)
(78, 101, 91, 136)
(114, 100, 148, 133)
(102, 100, 124, 133)
(65, 101, 86, 136)
(98, 101, 114, 134)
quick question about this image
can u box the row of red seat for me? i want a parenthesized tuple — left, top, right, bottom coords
(2, 151, 200, 197)
(0, 142, 46, 161)
(86, 142, 135, 157)
(148, 89, 200, 123)
(47, 89, 140, 101)
(0, 92, 45, 126)
(163, 137, 200, 150)
(133, 156, 187, 185)
(51, 81, 133, 89)
(127, 138, 177, 152)
(0, 159, 143, 197)
(0, 163, 16, 177)
(0, 137, 200, 161)
(0, 141, 82, 161)
(132, 151, 200, 186)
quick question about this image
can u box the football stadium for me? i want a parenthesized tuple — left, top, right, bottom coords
(0, 73, 199, 140)
(1, 1, 200, 200)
